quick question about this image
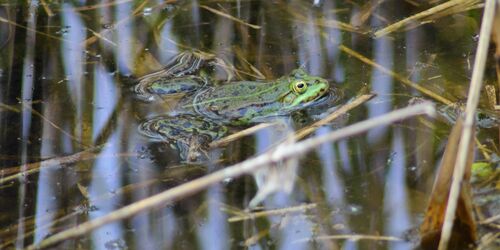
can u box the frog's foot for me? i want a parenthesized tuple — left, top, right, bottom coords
(139, 51, 210, 80)
(138, 115, 227, 162)
(134, 51, 213, 101)
(134, 75, 207, 102)
(175, 131, 212, 163)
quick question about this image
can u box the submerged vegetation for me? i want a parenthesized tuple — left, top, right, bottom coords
(0, 0, 499, 249)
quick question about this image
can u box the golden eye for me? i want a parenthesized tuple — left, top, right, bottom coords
(292, 80, 307, 94)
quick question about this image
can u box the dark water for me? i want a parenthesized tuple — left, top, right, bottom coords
(0, 1, 496, 249)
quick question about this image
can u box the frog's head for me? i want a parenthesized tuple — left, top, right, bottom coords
(283, 68, 329, 107)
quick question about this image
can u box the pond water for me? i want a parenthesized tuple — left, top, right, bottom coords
(0, 1, 496, 249)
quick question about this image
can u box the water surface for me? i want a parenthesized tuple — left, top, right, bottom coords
(0, 1, 495, 249)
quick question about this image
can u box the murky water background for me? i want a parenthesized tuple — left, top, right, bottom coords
(0, 1, 496, 249)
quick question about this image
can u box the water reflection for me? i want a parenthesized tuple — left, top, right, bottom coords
(116, 2, 133, 74)
(61, 4, 85, 119)
(198, 186, 229, 250)
(89, 141, 124, 249)
(317, 126, 345, 203)
(93, 65, 119, 142)
(367, 36, 393, 143)
(384, 128, 411, 249)
(0, 0, 492, 249)
(18, 2, 38, 248)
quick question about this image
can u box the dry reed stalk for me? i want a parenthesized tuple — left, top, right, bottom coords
(209, 123, 275, 148)
(293, 234, 403, 243)
(438, 0, 497, 249)
(40, 0, 54, 17)
(419, 118, 476, 249)
(27, 102, 435, 250)
(293, 93, 375, 141)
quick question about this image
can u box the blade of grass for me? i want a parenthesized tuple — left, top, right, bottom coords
(200, 5, 261, 30)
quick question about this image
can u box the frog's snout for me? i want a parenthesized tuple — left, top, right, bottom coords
(306, 79, 329, 102)
(305, 86, 329, 102)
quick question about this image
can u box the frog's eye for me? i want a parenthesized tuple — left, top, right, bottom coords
(292, 80, 308, 94)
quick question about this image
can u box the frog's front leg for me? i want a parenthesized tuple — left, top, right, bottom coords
(138, 115, 227, 162)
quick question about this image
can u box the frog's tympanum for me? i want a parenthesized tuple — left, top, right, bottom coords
(134, 52, 332, 161)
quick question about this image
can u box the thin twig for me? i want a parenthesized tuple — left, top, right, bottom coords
(293, 93, 375, 141)
(476, 232, 500, 250)
(374, 0, 479, 38)
(209, 123, 275, 148)
(87, 28, 117, 46)
(40, 0, 54, 17)
(293, 234, 403, 243)
(70, 0, 134, 11)
(233, 48, 266, 79)
(438, 0, 496, 249)
(20, 101, 88, 148)
(0, 145, 109, 185)
(26, 102, 435, 249)
(0, 16, 69, 43)
(338, 44, 454, 106)
(0, 102, 21, 112)
(351, 0, 386, 27)
(244, 227, 272, 246)
(480, 213, 500, 224)
(200, 5, 261, 29)
(285, 5, 360, 33)
(227, 203, 317, 222)
(82, 0, 151, 47)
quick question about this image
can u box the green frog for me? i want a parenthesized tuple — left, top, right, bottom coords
(135, 52, 332, 161)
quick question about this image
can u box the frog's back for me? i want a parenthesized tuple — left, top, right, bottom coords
(190, 81, 289, 124)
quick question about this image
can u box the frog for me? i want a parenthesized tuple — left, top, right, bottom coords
(134, 51, 332, 162)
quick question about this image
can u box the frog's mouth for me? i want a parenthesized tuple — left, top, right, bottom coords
(315, 92, 330, 103)
(306, 91, 330, 106)
(306, 90, 329, 103)
(290, 92, 329, 111)
(298, 86, 343, 109)
(301, 85, 330, 104)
